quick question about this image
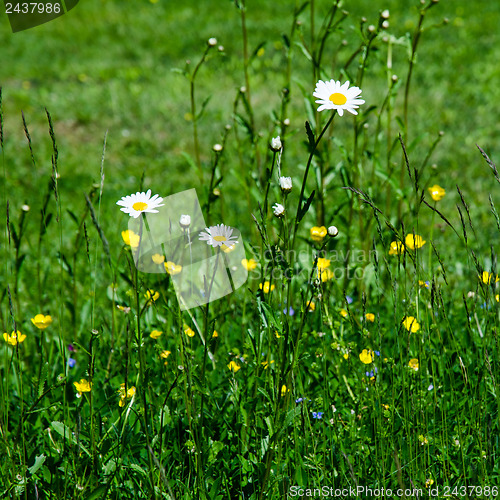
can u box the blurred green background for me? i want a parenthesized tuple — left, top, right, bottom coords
(1, 0, 500, 235)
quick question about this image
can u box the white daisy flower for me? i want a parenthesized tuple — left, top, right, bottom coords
(272, 203, 285, 218)
(279, 176, 292, 193)
(199, 223, 238, 250)
(116, 189, 164, 218)
(313, 80, 365, 116)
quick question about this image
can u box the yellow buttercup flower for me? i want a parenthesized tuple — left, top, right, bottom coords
(403, 316, 420, 333)
(318, 268, 334, 282)
(425, 479, 434, 488)
(281, 384, 289, 397)
(144, 290, 160, 303)
(307, 301, 316, 312)
(409, 358, 419, 371)
(152, 253, 165, 264)
(259, 281, 275, 293)
(316, 258, 331, 270)
(74, 379, 92, 397)
(365, 313, 375, 322)
(31, 314, 52, 330)
(212, 330, 219, 338)
(184, 325, 195, 337)
(121, 229, 140, 248)
(241, 258, 257, 271)
(428, 184, 445, 201)
(343, 352, 349, 360)
(261, 360, 274, 369)
(481, 271, 499, 284)
(389, 241, 404, 255)
(228, 360, 240, 373)
(359, 349, 374, 364)
(165, 261, 182, 275)
(405, 234, 426, 250)
(149, 329, 163, 339)
(160, 350, 171, 359)
(340, 309, 348, 318)
(118, 383, 136, 407)
(3, 331, 26, 346)
(310, 226, 327, 242)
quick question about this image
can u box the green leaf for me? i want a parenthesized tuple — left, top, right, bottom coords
(297, 190, 315, 223)
(84, 485, 108, 500)
(28, 454, 46, 475)
(305, 120, 315, 150)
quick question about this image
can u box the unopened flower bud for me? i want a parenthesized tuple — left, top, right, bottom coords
(270, 136, 282, 151)
(279, 176, 292, 193)
(180, 214, 191, 228)
(328, 226, 339, 237)
(208, 37, 217, 46)
(272, 203, 285, 218)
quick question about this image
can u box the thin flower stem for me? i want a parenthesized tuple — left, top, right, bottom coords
(134, 215, 157, 498)
(292, 111, 336, 251)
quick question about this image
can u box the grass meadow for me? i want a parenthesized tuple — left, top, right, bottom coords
(1, 0, 500, 498)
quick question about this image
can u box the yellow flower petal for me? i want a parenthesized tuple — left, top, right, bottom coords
(31, 314, 52, 330)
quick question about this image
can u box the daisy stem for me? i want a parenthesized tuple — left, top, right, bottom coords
(263, 151, 277, 216)
(292, 111, 336, 251)
(134, 216, 157, 497)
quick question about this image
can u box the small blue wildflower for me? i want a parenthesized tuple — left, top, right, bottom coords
(296, 398, 304, 404)
(312, 412, 323, 419)
(374, 350, 380, 356)
(68, 358, 76, 368)
(346, 296, 353, 304)
(283, 306, 295, 316)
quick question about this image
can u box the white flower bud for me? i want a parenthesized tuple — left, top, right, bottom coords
(272, 203, 285, 218)
(381, 9, 390, 19)
(328, 226, 339, 237)
(180, 214, 191, 228)
(270, 136, 282, 151)
(279, 176, 292, 193)
(208, 37, 217, 46)
(213, 143, 223, 152)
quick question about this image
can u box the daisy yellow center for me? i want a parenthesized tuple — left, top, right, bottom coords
(214, 235, 227, 242)
(132, 201, 148, 211)
(329, 92, 347, 105)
